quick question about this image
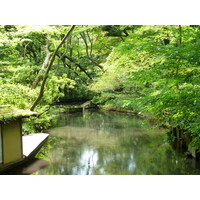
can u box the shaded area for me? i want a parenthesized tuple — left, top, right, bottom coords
(2, 158, 49, 175)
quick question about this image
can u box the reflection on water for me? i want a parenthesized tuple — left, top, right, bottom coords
(8, 110, 200, 175)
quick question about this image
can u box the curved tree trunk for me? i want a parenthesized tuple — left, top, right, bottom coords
(30, 25, 76, 111)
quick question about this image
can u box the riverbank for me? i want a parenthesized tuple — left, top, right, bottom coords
(91, 97, 198, 159)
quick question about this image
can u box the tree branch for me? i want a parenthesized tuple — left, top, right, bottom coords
(30, 25, 76, 111)
(80, 32, 104, 71)
(64, 55, 93, 80)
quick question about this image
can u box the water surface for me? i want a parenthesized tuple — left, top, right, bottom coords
(35, 110, 200, 175)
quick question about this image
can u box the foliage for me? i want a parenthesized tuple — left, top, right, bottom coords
(0, 79, 37, 109)
(0, 25, 199, 151)
(90, 25, 200, 150)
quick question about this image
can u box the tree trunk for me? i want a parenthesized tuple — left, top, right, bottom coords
(32, 39, 52, 89)
(179, 25, 182, 45)
(30, 25, 76, 111)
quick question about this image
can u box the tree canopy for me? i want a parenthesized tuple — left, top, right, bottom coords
(0, 25, 199, 150)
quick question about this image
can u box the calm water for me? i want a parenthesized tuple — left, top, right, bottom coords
(33, 110, 200, 175)
(4, 110, 200, 175)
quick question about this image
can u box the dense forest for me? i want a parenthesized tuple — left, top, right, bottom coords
(0, 25, 199, 154)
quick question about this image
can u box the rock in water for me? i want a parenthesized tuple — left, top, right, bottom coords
(81, 100, 97, 109)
